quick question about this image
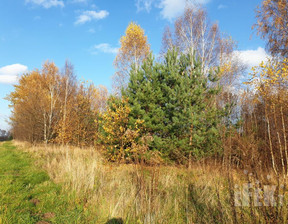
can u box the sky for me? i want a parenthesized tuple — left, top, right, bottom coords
(0, 0, 269, 130)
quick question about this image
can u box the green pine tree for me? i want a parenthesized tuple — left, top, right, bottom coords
(124, 49, 228, 162)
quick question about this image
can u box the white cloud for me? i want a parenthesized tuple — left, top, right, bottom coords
(91, 43, 118, 54)
(0, 64, 28, 84)
(25, 0, 64, 8)
(234, 47, 270, 69)
(217, 4, 227, 10)
(136, 0, 154, 12)
(75, 10, 109, 25)
(158, 0, 210, 20)
(135, 0, 211, 20)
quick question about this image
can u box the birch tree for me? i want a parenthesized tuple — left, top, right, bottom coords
(113, 22, 150, 94)
(162, 5, 244, 84)
(254, 0, 288, 57)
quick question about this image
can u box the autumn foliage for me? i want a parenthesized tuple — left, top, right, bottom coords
(99, 97, 145, 162)
(241, 59, 288, 173)
(113, 22, 150, 93)
(254, 0, 288, 57)
(6, 2, 288, 170)
(7, 61, 108, 147)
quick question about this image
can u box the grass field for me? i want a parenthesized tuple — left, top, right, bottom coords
(0, 141, 287, 224)
(0, 141, 91, 224)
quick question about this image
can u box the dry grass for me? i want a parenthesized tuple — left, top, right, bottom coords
(13, 140, 288, 223)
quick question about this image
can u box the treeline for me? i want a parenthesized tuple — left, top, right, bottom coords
(7, 2, 288, 171)
(239, 59, 288, 173)
(7, 61, 108, 146)
(0, 129, 11, 141)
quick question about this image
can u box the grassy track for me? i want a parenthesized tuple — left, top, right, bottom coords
(0, 142, 86, 224)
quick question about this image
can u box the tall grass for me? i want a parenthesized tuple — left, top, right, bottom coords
(14, 141, 288, 223)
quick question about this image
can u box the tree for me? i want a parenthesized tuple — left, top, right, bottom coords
(55, 81, 108, 147)
(41, 61, 61, 144)
(245, 58, 288, 174)
(7, 62, 62, 143)
(57, 61, 77, 145)
(0, 129, 11, 141)
(99, 97, 144, 162)
(7, 61, 108, 146)
(113, 22, 150, 94)
(162, 5, 240, 77)
(124, 49, 227, 162)
(7, 70, 47, 142)
(162, 5, 244, 119)
(254, 0, 288, 57)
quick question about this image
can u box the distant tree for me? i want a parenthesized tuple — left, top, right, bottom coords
(0, 129, 10, 141)
(254, 0, 288, 57)
(113, 22, 150, 94)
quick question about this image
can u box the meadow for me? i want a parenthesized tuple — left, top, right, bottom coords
(2, 1, 288, 223)
(0, 141, 287, 224)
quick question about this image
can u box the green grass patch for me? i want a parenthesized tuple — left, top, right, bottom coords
(0, 142, 88, 224)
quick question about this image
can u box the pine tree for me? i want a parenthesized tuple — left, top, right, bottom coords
(124, 49, 226, 161)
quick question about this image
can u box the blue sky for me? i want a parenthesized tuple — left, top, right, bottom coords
(0, 0, 268, 130)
